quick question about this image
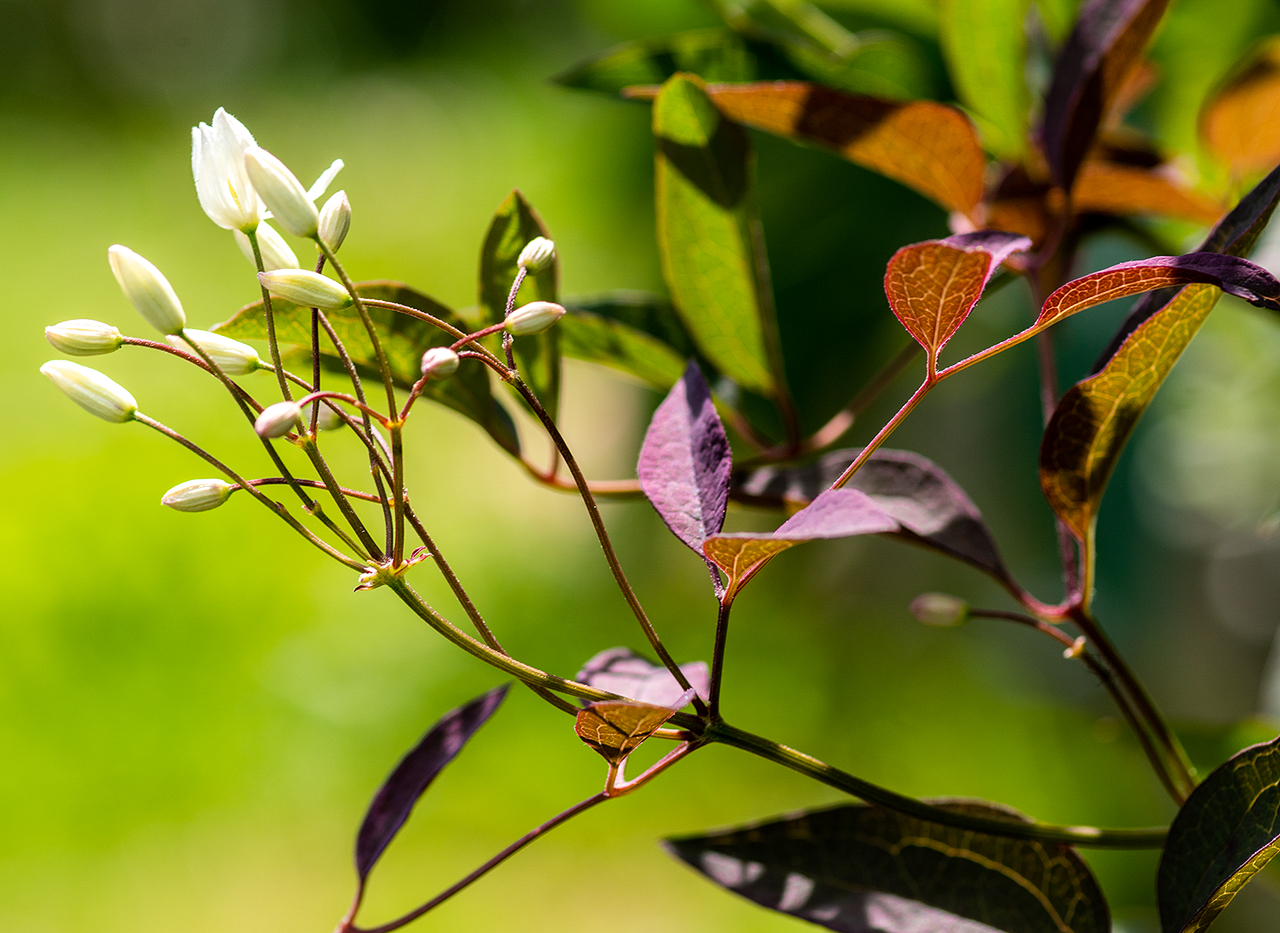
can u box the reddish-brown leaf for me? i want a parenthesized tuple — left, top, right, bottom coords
(1073, 161, 1224, 225)
(627, 81, 986, 217)
(884, 232, 1030, 369)
(1201, 38, 1280, 176)
(575, 699, 681, 765)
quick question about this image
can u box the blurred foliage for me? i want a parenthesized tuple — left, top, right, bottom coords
(5, 0, 1280, 931)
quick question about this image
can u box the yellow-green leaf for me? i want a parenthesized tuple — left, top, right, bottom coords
(939, 0, 1031, 159)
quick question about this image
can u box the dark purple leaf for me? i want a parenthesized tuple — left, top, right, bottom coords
(355, 684, 510, 883)
(638, 360, 732, 553)
(732, 448, 1011, 584)
(1041, 0, 1171, 191)
(940, 230, 1033, 268)
(576, 647, 710, 708)
(1092, 162, 1280, 371)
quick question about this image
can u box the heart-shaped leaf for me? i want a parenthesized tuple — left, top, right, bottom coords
(1158, 734, 1280, 933)
(885, 231, 1030, 371)
(733, 447, 1011, 584)
(1093, 161, 1280, 370)
(939, 0, 1031, 160)
(355, 684, 509, 885)
(213, 281, 520, 455)
(667, 800, 1110, 933)
(559, 292, 697, 390)
(554, 28, 794, 96)
(630, 81, 986, 218)
(652, 74, 781, 396)
(479, 190, 561, 417)
(1040, 0, 1172, 191)
(1201, 37, 1280, 177)
(705, 488, 899, 597)
(576, 647, 710, 708)
(638, 361, 733, 555)
(1073, 161, 1224, 225)
(1036, 253, 1280, 332)
(575, 698, 685, 766)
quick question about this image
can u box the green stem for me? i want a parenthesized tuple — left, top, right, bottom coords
(247, 230, 293, 402)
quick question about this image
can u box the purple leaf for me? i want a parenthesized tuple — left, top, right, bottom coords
(576, 647, 710, 708)
(355, 684, 509, 884)
(732, 448, 1011, 584)
(1041, 0, 1171, 191)
(638, 360, 732, 553)
(1092, 162, 1280, 371)
(940, 230, 1033, 269)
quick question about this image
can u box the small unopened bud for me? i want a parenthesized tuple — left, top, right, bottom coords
(40, 360, 138, 423)
(255, 400, 303, 438)
(167, 329, 262, 375)
(316, 404, 346, 431)
(1064, 636, 1087, 659)
(45, 320, 123, 356)
(162, 478, 234, 512)
(909, 593, 969, 627)
(420, 346, 460, 378)
(517, 237, 555, 273)
(108, 245, 186, 335)
(243, 147, 319, 238)
(257, 269, 353, 310)
(235, 221, 298, 272)
(506, 300, 566, 336)
(318, 190, 351, 253)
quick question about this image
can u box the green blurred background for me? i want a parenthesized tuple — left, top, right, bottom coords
(5, 0, 1280, 930)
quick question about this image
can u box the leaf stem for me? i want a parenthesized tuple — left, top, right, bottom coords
(247, 230, 293, 402)
(829, 378, 933, 490)
(708, 597, 734, 721)
(705, 720, 1168, 848)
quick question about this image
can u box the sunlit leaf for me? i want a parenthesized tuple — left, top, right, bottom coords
(1035, 253, 1280, 332)
(1041, 0, 1172, 191)
(1073, 161, 1224, 224)
(667, 800, 1110, 933)
(1093, 161, 1280, 367)
(884, 231, 1030, 370)
(653, 74, 781, 395)
(355, 685, 509, 884)
(554, 28, 781, 95)
(704, 487, 898, 596)
(733, 447, 1012, 583)
(1158, 734, 1280, 933)
(575, 699, 681, 765)
(1201, 37, 1280, 177)
(1040, 282, 1220, 542)
(559, 292, 694, 389)
(479, 190, 561, 417)
(638, 361, 733, 555)
(212, 281, 520, 455)
(576, 647, 709, 708)
(632, 81, 987, 217)
(939, 0, 1031, 159)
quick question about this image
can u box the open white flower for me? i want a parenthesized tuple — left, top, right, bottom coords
(192, 108, 262, 233)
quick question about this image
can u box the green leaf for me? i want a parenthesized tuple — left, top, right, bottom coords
(212, 281, 520, 456)
(478, 190, 561, 418)
(653, 73, 782, 397)
(939, 0, 1031, 159)
(1158, 734, 1280, 933)
(554, 28, 785, 96)
(1039, 282, 1221, 543)
(667, 801, 1110, 932)
(560, 292, 695, 389)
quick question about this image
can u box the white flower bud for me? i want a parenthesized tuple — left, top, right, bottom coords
(517, 236, 555, 273)
(316, 403, 346, 431)
(909, 593, 970, 627)
(257, 269, 353, 310)
(191, 108, 262, 233)
(40, 360, 138, 423)
(166, 329, 262, 376)
(108, 245, 186, 335)
(234, 221, 298, 272)
(255, 400, 303, 438)
(505, 300, 566, 336)
(45, 319, 123, 356)
(161, 478, 234, 512)
(244, 147, 319, 239)
(420, 346, 460, 379)
(318, 190, 351, 253)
